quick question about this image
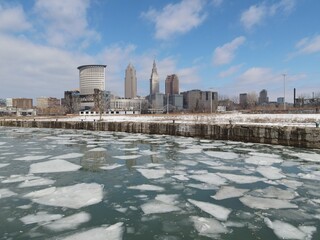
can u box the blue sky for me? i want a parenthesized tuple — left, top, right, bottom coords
(0, 0, 319, 102)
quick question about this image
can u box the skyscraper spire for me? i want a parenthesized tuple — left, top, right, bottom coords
(150, 59, 159, 96)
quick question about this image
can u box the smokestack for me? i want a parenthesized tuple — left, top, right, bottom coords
(293, 88, 296, 107)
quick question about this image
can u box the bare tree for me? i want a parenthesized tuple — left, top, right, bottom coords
(247, 92, 258, 109)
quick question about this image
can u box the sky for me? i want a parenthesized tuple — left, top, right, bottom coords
(0, 0, 320, 103)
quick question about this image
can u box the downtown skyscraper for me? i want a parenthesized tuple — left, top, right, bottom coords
(165, 74, 179, 95)
(124, 63, 137, 99)
(149, 60, 159, 96)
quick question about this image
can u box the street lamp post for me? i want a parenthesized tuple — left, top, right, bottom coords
(282, 74, 286, 111)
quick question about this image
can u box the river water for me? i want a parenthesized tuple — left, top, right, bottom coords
(0, 127, 320, 240)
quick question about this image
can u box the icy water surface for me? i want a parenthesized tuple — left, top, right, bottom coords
(1, 127, 320, 240)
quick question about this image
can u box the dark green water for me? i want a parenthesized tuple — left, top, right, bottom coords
(0, 127, 319, 239)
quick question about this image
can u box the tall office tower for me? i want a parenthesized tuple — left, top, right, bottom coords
(150, 60, 159, 95)
(258, 89, 269, 105)
(124, 63, 137, 98)
(165, 74, 179, 95)
(78, 65, 106, 95)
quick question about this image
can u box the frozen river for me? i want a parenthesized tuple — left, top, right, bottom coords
(0, 127, 320, 240)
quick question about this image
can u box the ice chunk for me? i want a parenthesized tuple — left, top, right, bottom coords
(187, 184, 219, 190)
(88, 148, 106, 152)
(188, 199, 231, 221)
(2, 174, 40, 183)
(29, 160, 82, 173)
(13, 155, 51, 161)
(190, 216, 228, 237)
(136, 169, 167, 179)
(18, 177, 55, 188)
(45, 212, 91, 231)
(212, 186, 249, 200)
(141, 200, 181, 214)
(100, 164, 123, 170)
(24, 183, 103, 209)
(277, 179, 303, 189)
(120, 147, 139, 151)
(298, 171, 320, 181)
(245, 156, 283, 166)
(0, 163, 9, 168)
(128, 184, 164, 192)
(0, 188, 17, 198)
(51, 153, 84, 159)
(61, 222, 123, 240)
(250, 186, 297, 200)
(20, 211, 63, 225)
(240, 195, 298, 210)
(179, 160, 198, 166)
(113, 155, 141, 160)
(292, 152, 320, 162)
(155, 194, 179, 204)
(256, 166, 286, 180)
(210, 165, 241, 171)
(189, 173, 227, 186)
(139, 150, 159, 155)
(216, 173, 265, 184)
(172, 175, 189, 181)
(179, 148, 202, 154)
(204, 151, 239, 160)
(265, 218, 307, 240)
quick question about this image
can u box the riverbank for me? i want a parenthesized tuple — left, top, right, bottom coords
(1, 117, 319, 149)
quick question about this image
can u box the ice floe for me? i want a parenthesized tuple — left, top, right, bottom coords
(179, 148, 202, 154)
(139, 150, 159, 155)
(250, 186, 297, 200)
(265, 218, 316, 240)
(291, 152, 320, 162)
(277, 179, 303, 189)
(179, 160, 198, 166)
(204, 151, 239, 160)
(212, 186, 249, 200)
(172, 175, 189, 181)
(0, 163, 9, 168)
(0, 188, 17, 198)
(189, 173, 227, 186)
(155, 194, 179, 204)
(188, 199, 231, 221)
(24, 183, 103, 209)
(186, 184, 219, 190)
(216, 173, 265, 184)
(13, 155, 51, 161)
(298, 171, 320, 181)
(240, 195, 298, 209)
(256, 166, 286, 180)
(190, 216, 228, 237)
(51, 153, 84, 159)
(141, 200, 181, 214)
(2, 174, 40, 183)
(20, 211, 63, 225)
(245, 156, 283, 166)
(136, 168, 167, 179)
(209, 165, 241, 171)
(61, 222, 124, 240)
(100, 164, 124, 170)
(45, 212, 91, 231)
(127, 184, 165, 192)
(113, 155, 141, 160)
(18, 177, 55, 188)
(29, 160, 82, 173)
(88, 147, 107, 152)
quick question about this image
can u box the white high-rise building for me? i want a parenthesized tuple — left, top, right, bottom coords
(78, 65, 106, 95)
(124, 63, 137, 99)
(150, 60, 159, 96)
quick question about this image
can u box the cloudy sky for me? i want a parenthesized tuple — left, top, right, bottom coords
(0, 0, 319, 102)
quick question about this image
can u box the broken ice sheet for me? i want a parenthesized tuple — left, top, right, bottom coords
(256, 166, 286, 180)
(189, 173, 227, 186)
(141, 200, 181, 214)
(249, 186, 297, 200)
(277, 179, 303, 189)
(291, 152, 320, 163)
(212, 186, 249, 200)
(113, 155, 141, 160)
(29, 160, 82, 173)
(187, 184, 219, 190)
(216, 173, 265, 184)
(24, 183, 103, 209)
(188, 199, 231, 221)
(45, 212, 91, 231)
(179, 160, 198, 166)
(100, 164, 123, 170)
(179, 148, 202, 154)
(2, 174, 40, 183)
(13, 155, 51, 161)
(240, 195, 298, 210)
(18, 177, 56, 188)
(0, 163, 9, 168)
(245, 156, 283, 166)
(172, 175, 189, 181)
(127, 184, 164, 192)
(60, 222, 124, 240)
(0, 188, 17, 199)
(190, 216, 228, 237)
(155, 194, 179, 205)
(20, 211, 63, 225)
(136, 168, 167, 179)
(204, 151, 239, 160)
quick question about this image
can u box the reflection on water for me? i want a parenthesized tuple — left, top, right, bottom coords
(0, 127, 320, 240)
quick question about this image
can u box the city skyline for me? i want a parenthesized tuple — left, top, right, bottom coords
(0, 0, 320, 102)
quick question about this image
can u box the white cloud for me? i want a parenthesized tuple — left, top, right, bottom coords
(142, 0, 207, 40)
(240, 0, 296, 30)
(213, 36, 246, 66)
(295, 35, 320, 55)
(0, 4, 32, 32)
(34, 0, 99, 48)
(219, 64, 242, 78)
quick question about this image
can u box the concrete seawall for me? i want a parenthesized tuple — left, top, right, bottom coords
(1, 120, 319, 149)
